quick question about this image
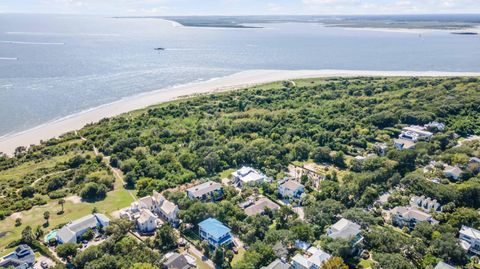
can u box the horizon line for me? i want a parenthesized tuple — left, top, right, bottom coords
(1, 12, 480, 17)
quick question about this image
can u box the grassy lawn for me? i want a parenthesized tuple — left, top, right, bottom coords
(0, 152, 75, 182)
(219, 168, 235, 179)
(0, 183, 134, 252)
(231, 246, 246, 266)
(182, 229, 201, 246)
(359, 258, 375, 268)
(188, 252, 213, 269)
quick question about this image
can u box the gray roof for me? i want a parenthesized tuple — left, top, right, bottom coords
(0, 258, 25, 269)
(65, 214, 98, 233)
(0, 244, 35, 269)
(392, 206, 438, 223)
(57, 214, 110, 243)
(280, 180, 304, 191)
(328, 218, 362, 240)
(434, 261, 455, 269)
(261, 259, 291, 269)
(244, 197, 280, 216)
(163, 253, 192, 269)
(187, 181, 222, 198)
(470, 157, 480, 163)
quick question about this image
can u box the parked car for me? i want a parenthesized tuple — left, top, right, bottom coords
(40, 261, 49, 269)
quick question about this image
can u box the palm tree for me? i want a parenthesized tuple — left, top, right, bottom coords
(34, 225, 44, 240)
(43, 211, 50, 226)
(58, 198, 65, 214)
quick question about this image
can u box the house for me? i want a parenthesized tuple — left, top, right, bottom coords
(374, 142, 388, 156)
(470, 157, 480, 164)
(401, 126, 434, 141)
(128, 191, 179, 224)
(394, 138, 416, 150)
(232, 166, 268, 187)
(434, 261, 455, 269)
(261, 259, 291, 269)
(390, 206, 438, 229)
(459, 225, 480, 255)
(244, 197, 280, 216)
(186, 181, 223, 202)
(56, 213, 110, 244)
(278, 179, 304, 200)
(290, 164, 325, 188)
(198, 218, 233, 248)
(291, 246, 331, 269)
(327, 218, 363, 247)
(0, 245, 35, 269)
(410, 195, 442, 212)
(374, 192, 391, 207)
(469, 157, 480, 173)
(137, 209, 161, 234)
(425, 121, 446, 132)
(443, 165, 462, 180)
(162, 252, 196, 269)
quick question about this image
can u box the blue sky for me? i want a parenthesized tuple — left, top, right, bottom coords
(1, 0, 479, 15)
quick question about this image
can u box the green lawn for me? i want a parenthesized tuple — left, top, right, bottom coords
(359, 258, 376, 269)
(0, 152, 75, 183)
(188, 252, 213, 269)
(231, 246, 246, 266)
(182, 229, 201, 246)
(0, 183, 134, 251)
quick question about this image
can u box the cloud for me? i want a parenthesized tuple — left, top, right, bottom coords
(2, 0, 480, 15)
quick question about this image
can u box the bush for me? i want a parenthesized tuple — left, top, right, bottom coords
(56, 243, 78, 259)
(48, 190, 68, 199)
(79, 183, 107, 201)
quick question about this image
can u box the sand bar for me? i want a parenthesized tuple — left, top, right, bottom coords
(1, 69, 480, 155)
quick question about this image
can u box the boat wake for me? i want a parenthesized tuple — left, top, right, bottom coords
(0, 41, 65, 45)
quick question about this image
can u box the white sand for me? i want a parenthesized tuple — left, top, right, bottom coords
(1, 69, 480, 156)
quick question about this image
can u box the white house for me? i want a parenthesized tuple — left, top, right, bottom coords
(232, 166, 268, 187)
(459, 225, 480, 255)
(410, 195, 442, 212)
(278, 179, 304, 200)
(394, 138, 416, 150)
(443, 165, 462, 180)
(425, 121, 445, 132)
(327, 218, 363, 247)
(125, 191, 179, 225)
(434, 261, 455, 269)
(262, 259, 291, 269)
(291, 246, 331, 269)
(390, 206, 438, 230)
(186, 181, 223, 201)
(137, 209, 161, 234)
(56, 214, 110, 244)
(401, 126, 434, 141)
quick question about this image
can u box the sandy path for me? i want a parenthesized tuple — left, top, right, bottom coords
(1, 69, 480, 155)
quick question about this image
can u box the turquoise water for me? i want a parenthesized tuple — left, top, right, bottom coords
(0, 14, 479, 136)
(44, 229, 57, 243)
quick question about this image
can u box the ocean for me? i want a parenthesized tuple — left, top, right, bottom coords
(0, 14, 479, 136)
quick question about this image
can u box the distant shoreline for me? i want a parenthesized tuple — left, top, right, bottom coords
(1, 69, 480, 156)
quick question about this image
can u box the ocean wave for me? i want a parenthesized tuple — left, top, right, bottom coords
(0, 40, 65, 45)
(6, 32, 120, 37)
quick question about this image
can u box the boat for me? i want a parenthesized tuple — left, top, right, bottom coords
(154, 47, 166, 51)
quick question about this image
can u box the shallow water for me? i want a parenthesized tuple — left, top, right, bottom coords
(0, 14, 479, 136)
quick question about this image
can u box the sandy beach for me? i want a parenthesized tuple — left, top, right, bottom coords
(1, 69, 480, 156)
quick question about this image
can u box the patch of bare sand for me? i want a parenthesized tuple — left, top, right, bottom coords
(65, 195, 82, 204)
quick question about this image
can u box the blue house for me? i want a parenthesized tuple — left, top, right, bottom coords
(198, 218, 233, 248)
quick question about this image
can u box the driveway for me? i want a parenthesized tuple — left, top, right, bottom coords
(33, 255, 55, 269)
